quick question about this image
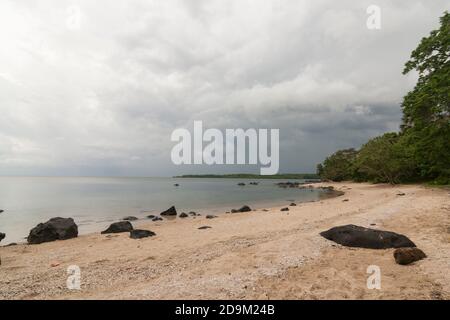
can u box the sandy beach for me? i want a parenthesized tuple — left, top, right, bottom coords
(0, 182, 449, 300)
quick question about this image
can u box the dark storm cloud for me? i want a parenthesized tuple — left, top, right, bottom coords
(0, 0, 448, 175)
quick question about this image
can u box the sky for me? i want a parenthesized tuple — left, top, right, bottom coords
(0, 0, 448, 176)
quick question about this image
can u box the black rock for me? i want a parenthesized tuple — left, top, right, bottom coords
(397, 192, 406, 196)
(130, 229, 156, 239)
(289, 203, 296, 206)
(0, 209, 4, 213)
(198, 226, 211, 230)
(152, 216, 163, 221)
(27, 217, 78, 244)
(147, 214, 155, 219)
(342, 199, 349, 202)
(174, 184, 179, 187)
(231, 205, 252, 213)
(281, 207, 289, 211)
(160, 206, 177, 216)
(0, 232, 5, 242)
(101, 221, 133, 234)
(394, 247, 426, 265)
(179, 212, 188, 218)
(206, 215, 217, 219)
(122, 216, 138, 221)
(237, 183, 245, 186)
(320, 224, 416, 249)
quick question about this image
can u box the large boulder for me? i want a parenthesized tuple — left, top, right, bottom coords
(320, 224, 416, 249)
(394, 247, 426, 265)
(160, 206, 177, 216)
(101, 221, 133, 234)
(130, 229, 156, 239)
(27, 217, 78, 244)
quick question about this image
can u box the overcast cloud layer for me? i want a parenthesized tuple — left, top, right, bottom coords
(0, 0, 448, 176)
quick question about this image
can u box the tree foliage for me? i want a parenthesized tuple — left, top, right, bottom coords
(317, 12, 449, 184)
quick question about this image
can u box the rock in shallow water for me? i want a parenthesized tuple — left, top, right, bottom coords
(231, 205, 251, 213)
(101, 221, 133, 234)
(320, 224, 416, 249)
(27, 217, 78, 244)
(394, 247, 426, 265)
(130, 229, 156, 239)
(160, 206, 177, 216)
(0, 232, 5, 242)
(122, 216, 138, 221)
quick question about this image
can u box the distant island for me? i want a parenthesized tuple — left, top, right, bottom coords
(174, 173, 320, 179)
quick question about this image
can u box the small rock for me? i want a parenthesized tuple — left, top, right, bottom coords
(179, 212, 188, 218)
(281, 207, 289, 211)
(130, 229, 156, 239)
(122, 216, 138, 221)
(237, 183, 246, 186)
(101, 221, 133, 234)
(198, 226, 212, 230)
(394, 247, 426, 265)
(397, 192, 406, 196)
(152, 216, 163, 221)
(289, 203, 296, 206)
(160, 206, 177, 216)
(231, 205, 252, 213)
(342, 199, 349, 202)
(174, 184, 179, 187)
(0, 209, 4, 214)
(206, 215, 217, 219)
(147, 215, 155, 219)
(0, 232, 5, 242)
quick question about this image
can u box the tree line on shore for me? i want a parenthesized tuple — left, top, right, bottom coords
(317, 12, 449, 185)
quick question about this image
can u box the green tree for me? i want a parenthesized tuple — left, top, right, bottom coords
(354, 133, 417, 184)
(401, 11, 450, 183)
(317, 148, 358, 181)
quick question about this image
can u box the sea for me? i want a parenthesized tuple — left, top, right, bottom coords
(0, 177, 328, 244)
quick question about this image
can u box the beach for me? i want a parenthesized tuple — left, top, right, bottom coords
(0, 182, 449, 300)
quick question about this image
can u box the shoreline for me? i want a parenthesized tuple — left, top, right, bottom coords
(0, 182, 449, 299)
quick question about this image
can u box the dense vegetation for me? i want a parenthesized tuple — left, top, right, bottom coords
(175, 173, 320, 179)
(317, 12, 449, 185)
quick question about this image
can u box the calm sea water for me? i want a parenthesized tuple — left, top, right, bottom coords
(0, 177, 326, 243)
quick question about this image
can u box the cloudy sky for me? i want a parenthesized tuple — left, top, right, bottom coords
(0, 0, 448, 176)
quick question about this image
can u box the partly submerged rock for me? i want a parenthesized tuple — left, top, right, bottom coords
(147, 214, 155, 219)
(320, 224, 416, 249)
(122, 216, 138, 221)
(101, 221, 133, 234)
(237, 183, 246, 186)
(160, 206, 177, 216)
(130, 229, 156, 239)
(27, 217, 78, 244)
(394, 247, 426, 265)
(0, 232, 5, 242)
(231, 205, 252, 213)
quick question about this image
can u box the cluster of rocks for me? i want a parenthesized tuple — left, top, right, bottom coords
(249, 182, 259, 185)
(276, 182, 302, 188)
(101, 221, 156, 239)
(320, 224, 426, 265)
